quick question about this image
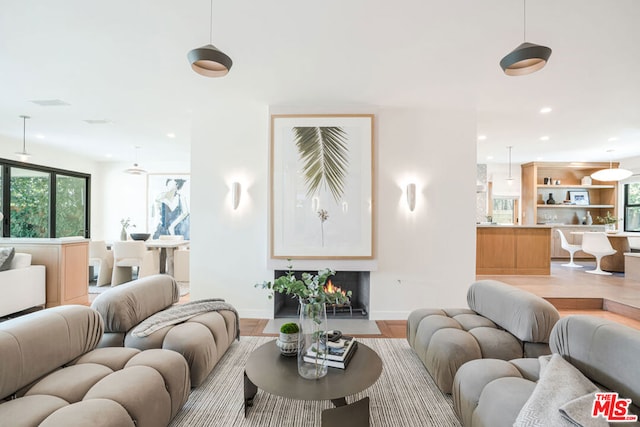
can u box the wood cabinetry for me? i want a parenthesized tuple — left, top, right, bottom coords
(1, 238, 89, 307)
(521, 162, 619, 227)
(476, 226, 551, 275)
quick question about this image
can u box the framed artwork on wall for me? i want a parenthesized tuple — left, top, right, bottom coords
(146, 174, 191, 240)
(569, 190, 590, 205)
(270, 114, 374, 259)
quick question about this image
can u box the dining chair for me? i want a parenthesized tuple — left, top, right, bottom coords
(173, 247, 190, 283)
(581, 232, 617, 275)
(628, 236, 640, 253)
(111, 241, 159, 285)
(89, 240, 113, 286)
(555, 229, 582, 268)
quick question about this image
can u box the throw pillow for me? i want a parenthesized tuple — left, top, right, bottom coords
(514, 354, 607, 427)
(0, 247, 15, 271)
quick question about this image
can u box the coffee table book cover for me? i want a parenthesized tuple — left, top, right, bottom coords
(305, 336, 358, 369)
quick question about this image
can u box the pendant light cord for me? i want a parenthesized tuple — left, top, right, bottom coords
(523, 0, 527, 41)
(209, 0, 213, 44)
(508, 146, 513, 179)
(22, 116, 26, 152)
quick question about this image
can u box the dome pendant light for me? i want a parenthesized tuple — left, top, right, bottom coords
(500, 0, 552, 76)
(591, 150, 633, 182)
(16, 115, 32, 162)
(124, 146, 148, 175)
(188, 0, 232, 77)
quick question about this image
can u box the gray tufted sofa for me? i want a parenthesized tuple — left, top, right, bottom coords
(453, 315, 640, 427)
(91, 274, 239, 387)
(407, 279, 560, 393)
(0, 305, 190, 427)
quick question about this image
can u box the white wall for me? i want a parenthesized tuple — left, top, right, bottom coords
(190, 105, 477, 320)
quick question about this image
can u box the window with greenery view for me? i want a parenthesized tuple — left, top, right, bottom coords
(624, 182, 640, 232)
(0, 159, 90, 238)
(492, 197, 518, 224)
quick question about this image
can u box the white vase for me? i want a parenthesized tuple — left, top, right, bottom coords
(297, 301, 328, 379)
(276, 332, 299, 357)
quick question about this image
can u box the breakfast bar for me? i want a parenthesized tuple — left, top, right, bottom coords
(476, 225, 552, 275)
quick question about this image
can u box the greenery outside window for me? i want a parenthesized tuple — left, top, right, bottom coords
(624, 182, 640, 232)
(492, 197, 519, 225)
(1, 158, 91, 238)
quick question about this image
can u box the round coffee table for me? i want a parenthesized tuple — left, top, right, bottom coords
(244, 339, 382, 418)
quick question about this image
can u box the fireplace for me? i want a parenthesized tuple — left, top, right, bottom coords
(273, 270, 370, 319)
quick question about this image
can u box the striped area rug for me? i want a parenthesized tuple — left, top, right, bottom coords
(170, 337, 460, 427)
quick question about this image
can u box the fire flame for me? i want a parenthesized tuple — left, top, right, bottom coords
(324, 279, 346, 296)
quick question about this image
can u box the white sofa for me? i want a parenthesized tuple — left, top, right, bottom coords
(0, 253, 46, 317)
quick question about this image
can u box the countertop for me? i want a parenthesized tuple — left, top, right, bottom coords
(476, 224, 553, 228)
(0, 237, 88, 244)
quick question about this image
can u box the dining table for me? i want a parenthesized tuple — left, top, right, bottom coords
(570, 231, 640, 273)
(144, 239, 190, 276)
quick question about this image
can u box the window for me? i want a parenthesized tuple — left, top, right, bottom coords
(0, 158, 91, 238)
(624, 182, 640, 232)
(492, 197, 519, 224)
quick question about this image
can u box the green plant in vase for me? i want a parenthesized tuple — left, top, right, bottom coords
(256, 264, 351, 379)
(596, 211, 620, 232)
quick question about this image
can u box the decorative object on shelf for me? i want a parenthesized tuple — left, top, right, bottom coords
(586, 211, 593, 225)
(255, 264, 352, 379)
(555, 180, 561, 185)
(591, 150, 633, 181)
(124, 146, 147, 175)
(16, 115, 32, 162)
(546, 193, 556, 205)
(581, 176, 592, 186)
(544, 177, 552, 185)
(568, 190, 590, 205)
(187, 0, 232, 77)
(596, 211, 619, 233)
(120, 217, 135, 241)
(499, 0, 552, 76)
(276, 322, 299, 357)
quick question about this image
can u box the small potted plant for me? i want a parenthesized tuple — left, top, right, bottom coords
(596, 211, 619, 233)
(276, 322, 300, 356)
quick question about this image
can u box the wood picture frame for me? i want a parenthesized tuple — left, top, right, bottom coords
(270, 114, 374, 259)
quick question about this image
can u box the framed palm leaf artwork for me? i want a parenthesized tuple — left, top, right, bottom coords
(270, 114, 374, 259)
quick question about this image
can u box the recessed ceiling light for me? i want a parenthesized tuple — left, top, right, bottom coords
(487, 155, 494, 160)
(540, 107, 552, 114)
(477, 135, 487, 141)
(36, 134, 45, 139)
(166, 133, 176, 138)
(539, 136, 549, 141)
(83, 119, 112, 125)
(608, 137, 618, 142)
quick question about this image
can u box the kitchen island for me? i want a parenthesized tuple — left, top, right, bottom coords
(476, 225, 552, 275)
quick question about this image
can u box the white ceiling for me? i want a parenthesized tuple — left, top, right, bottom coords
(1, 0, 639, 165)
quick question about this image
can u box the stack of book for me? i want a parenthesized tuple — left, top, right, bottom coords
(304, 336, 358, 369)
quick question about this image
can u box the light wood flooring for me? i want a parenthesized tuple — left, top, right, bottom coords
(240, 260, 640, 337)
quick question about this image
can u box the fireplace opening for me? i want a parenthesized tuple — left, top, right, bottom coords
(273, 270, 370, 319)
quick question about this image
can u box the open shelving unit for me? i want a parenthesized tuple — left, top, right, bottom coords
(521, 162, 619, 258)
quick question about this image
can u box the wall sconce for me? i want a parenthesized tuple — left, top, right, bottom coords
(231, 182, 241, 210)
(406, 183, 416, 212)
